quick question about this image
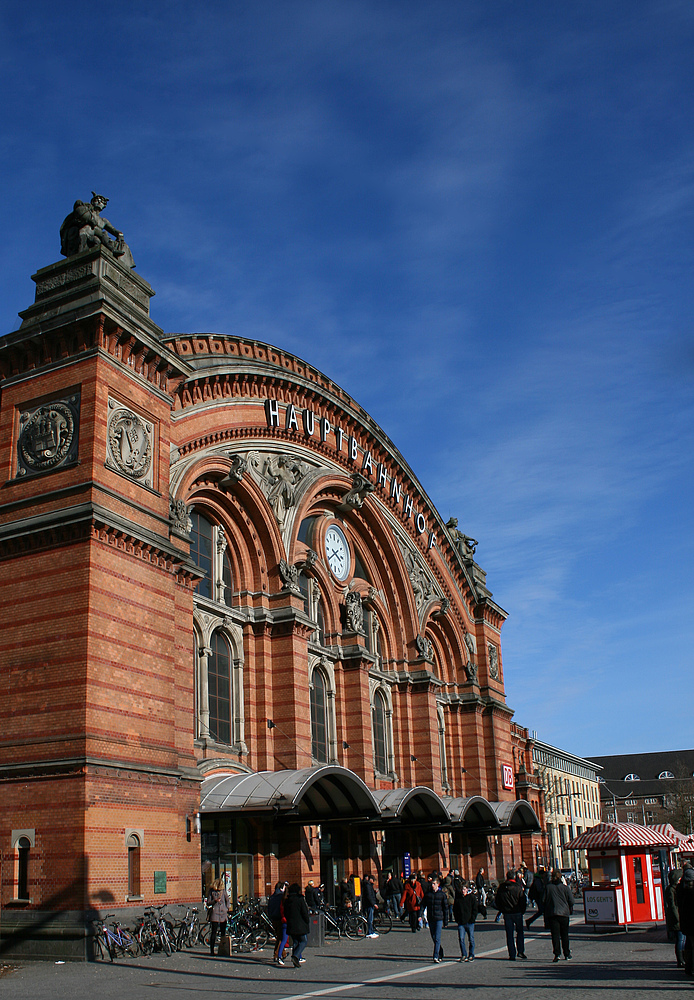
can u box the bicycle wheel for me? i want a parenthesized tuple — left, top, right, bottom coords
(158, 929, 172, 956)
(198, 922, 211, 946)
(375, 911, 392, 934)
(120, 931, 139, 958)
(345, 915, 367, 939)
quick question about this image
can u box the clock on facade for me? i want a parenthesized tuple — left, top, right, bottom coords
(324, 523, 351, 581)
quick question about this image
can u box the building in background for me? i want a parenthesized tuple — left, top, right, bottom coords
(530, 739, 602, 870)
(591, 750, 694, 834)
(0, 207, 540, 959)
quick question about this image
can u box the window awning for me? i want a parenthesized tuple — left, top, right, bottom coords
(491, 799, 541, 832)
(200, 765, 381, 822)
(442, 795, 501, 831)
(371, 786, 451, 825)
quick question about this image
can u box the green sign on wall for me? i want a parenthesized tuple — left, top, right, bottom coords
(154, 870, 167, 894)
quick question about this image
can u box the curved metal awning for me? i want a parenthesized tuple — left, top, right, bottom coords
(491, 799, 541, 833)
(200, 766, 381, 822)
(442, 795, 500, 830)
(371, 786, 451, 826)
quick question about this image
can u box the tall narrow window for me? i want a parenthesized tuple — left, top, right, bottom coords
(437, 707, 448, 787)
(127, 833, 141, 897)
(17, 837, 30, 899)
(190, 510, 214, 600)
(316, 598, 326, 646)
(373, 692, 387, 775)
(310, 669, 328, 763)
(208, 631, 232, 745)
(222, 547, 233, 602)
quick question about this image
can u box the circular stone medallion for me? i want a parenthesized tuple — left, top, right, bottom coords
(19, 402, 75, 471)
(108, 407, 152, 480)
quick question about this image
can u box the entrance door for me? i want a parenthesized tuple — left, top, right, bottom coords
(626, 853, 651, 923)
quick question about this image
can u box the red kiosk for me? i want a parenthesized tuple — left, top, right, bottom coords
(565, 822, 677, 927)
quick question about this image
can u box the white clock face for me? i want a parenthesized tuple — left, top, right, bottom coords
(325, 524, 351, 581)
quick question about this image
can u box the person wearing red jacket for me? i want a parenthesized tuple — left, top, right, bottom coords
(400, 876, 424, 933)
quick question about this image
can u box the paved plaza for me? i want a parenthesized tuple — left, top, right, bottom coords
(1, 910, 689, 1000)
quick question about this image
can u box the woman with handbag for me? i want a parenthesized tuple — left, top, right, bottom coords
(207, 876, 230, 956)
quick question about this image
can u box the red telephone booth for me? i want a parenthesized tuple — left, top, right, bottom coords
(565, 822, 676, 928)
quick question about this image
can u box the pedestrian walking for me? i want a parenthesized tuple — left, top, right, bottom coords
(383, 871, 403, 918)
(664, 870, 685, 968)
(421, 875, 450, 962)
(283, 882, 310, 968)
(206, 876, 230, 957)
(494, 870, 527, 960)
(526, 867, 547, 928)
(676, 864, 694, 975)
(453, 881, 478, 961)
(339, 875, 356, 909)
(362, 873, 380, 938)
(544, 868, 574, 962)
(400, 875, 424, 933)
(305, 880, 318, 910)
(474, 867, 488, 919)
(268, 880, 289, 965)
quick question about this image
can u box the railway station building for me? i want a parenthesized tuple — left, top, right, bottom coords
(0, 214, 540, 958)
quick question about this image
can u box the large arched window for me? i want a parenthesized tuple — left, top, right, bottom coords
(208, 631, 232, 745)
(127, 833, 141, 897)
(310, 669, 329, 763)
(372, 691, 388, 775)
(190, 509, 233, 605)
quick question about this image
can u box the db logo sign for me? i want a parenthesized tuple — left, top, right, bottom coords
(502, 765, 514, 790)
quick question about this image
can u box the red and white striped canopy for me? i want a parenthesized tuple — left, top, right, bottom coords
(564, 822, 678, 850)
(649, 823, 691, 845)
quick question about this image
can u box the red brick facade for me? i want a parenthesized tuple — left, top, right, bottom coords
(0, 246, 540, 958)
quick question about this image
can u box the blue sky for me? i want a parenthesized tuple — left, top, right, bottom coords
(0, 1, 691, 756)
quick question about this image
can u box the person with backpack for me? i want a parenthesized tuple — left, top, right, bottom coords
(283, 882, 311, 968)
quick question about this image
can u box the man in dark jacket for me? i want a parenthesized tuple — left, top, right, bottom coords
(421, 876, 450, 962)
(665, 870, 684, 968)
(676, 866, 694, 975)
(362, 874, 379, 937)
(453, 882, 479, 960)
(339, 876, 356, 909)
(495, 871, 527, 960)
(526, 868, 547, 928)
(544, 869, 574, 961)
(305, 880, 318, 910)
(283, 883, 310, 967)
(383, 872, 403, 918)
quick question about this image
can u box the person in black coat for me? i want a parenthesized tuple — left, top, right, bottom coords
(544, 869, 574, 961)
(362, 874, 379, 937)
(677, 866, 694, 975)
(421, 876, 450, 962)
(453, 882, 479, 960)
(495, 871, 527, 960)
(283, 883, 311, 967)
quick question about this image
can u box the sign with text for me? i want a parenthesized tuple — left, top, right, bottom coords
(502, 764, 514, 790)
(403, 851, 411, 878)
(584, 888, 617, 924)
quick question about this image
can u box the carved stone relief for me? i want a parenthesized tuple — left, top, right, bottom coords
(488, 643, 499, 680)
(415, 633, 434, 661)
(278, 558, 302, 595)
(344, 590, 364, 633)
(106, 399, 153, 487)
(17, 395, 80, 478)
(339, 473, 376, 511)
(218, 453, 248, 492)
(396, 535, 437, 619)
(246, 450, 310, 528)
(169, 495, 192, 538)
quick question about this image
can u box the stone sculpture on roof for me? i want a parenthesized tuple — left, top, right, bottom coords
(60, 192, 134, 267)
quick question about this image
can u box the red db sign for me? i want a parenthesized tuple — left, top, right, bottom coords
(502, 765, 514, 790)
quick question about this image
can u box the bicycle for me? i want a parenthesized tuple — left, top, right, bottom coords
(373, 909, 393, 934)
(92, 916, 138, 961)
(174, 905, 203, 949)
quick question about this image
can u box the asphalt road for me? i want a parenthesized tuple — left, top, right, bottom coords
(1, 911, 688, 1000)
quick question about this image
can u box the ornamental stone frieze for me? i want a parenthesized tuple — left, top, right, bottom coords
(106, 398, 154, 487)
(245, 450, 309, 528)
(169, 495, 192, 538)
(344, 590, 364, 633)
(16, 394, 80, 478)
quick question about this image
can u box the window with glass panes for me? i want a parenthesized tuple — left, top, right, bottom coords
(310, 669, 328, 763)
(208, 631, 232, 744)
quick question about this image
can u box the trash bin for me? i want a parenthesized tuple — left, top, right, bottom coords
(306, 910, 325, 948)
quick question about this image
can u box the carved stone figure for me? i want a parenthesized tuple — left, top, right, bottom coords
(60, 193, 134, 266)
(344, 591, 364, 633)
(169, 495, 192, 537)
(218, 453, 248, 492)
(445, 518, 478, 561)
(433, 597, 451, 619)
(17, 399, 77, 475)
(488, 643, 499, 680)
(106, 403, 152, 482)
(415, 634, 434, 661)
(278, 559, 302, 595)
(463, 631, 477, 683)
(301, 549, 319, 572)
(465, 660, 478, 683)
(247, 451, 308, 527)
(339, 473, 376, 511)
